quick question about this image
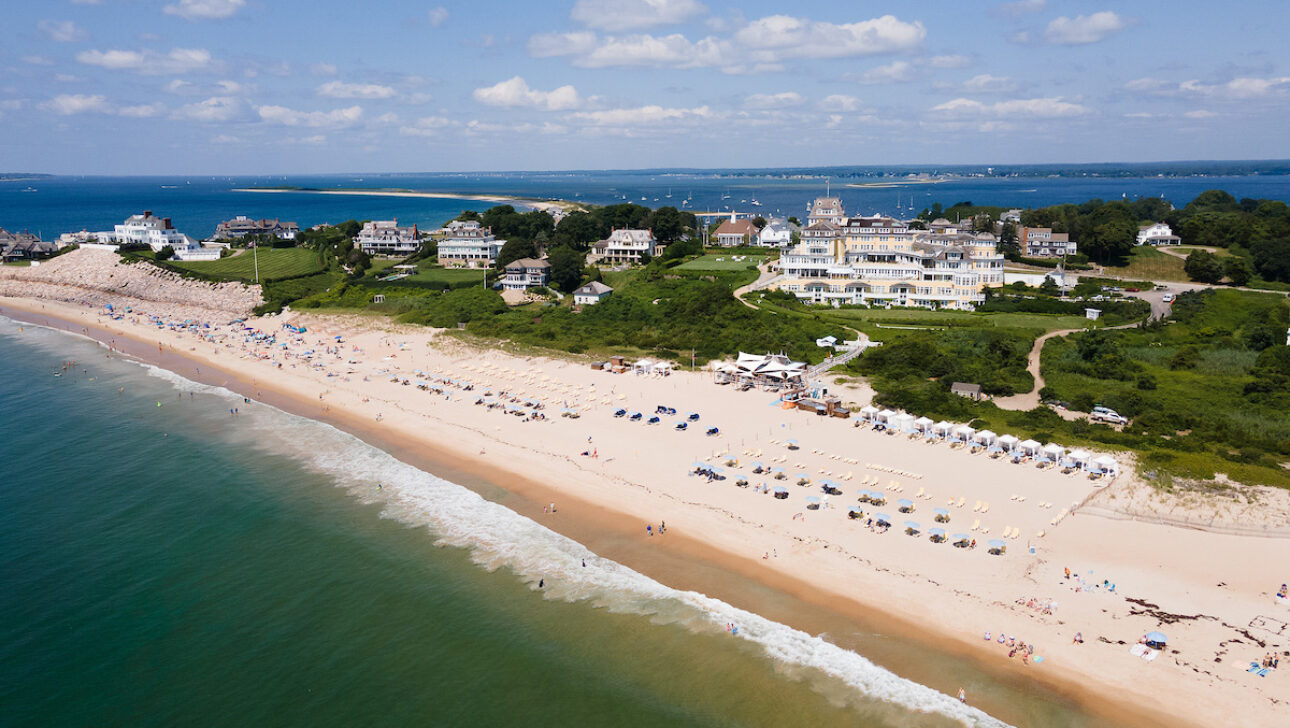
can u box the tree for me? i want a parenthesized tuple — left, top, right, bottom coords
(1183, 250, 1224, 284)
(998, 221, 1019, 257)
(752, 216, 767, 229)
(1038, 277, 1059, 297)
(495, 238, 537, 270)
(787, 216, 800, 226)
(547, 245, 585, 293)
(1223, 256, 1253, 286)
(645, 206, 690, 244)
(155, 245, 174, 260)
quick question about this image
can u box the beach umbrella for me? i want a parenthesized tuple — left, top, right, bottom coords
(691, 461, 708, 469)
(897, 498, 914, 510)
(750, 462, 764, 469)
(772, 485, 789, 496)
(873, 513, 892, 525)
(1144, 632, 1168, 645)
(848, 506, 864, 518)
(904, 521, 921, 531)
(953, 533, 971, 544)
(929, 527, 945, 536)
(805, 496, 821, 505)
(869, 491, 885, 501)
(785, 439, 799, 446)
(988, 539, 1007, 550)
(795, 473, 810, 482)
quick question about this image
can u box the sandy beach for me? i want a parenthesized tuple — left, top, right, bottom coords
(232, 187, 582, 216)
(3, 250, 1288, 727)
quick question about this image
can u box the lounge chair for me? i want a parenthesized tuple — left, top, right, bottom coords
(970, 519, 980, 531)
(981, 503, 990, 514)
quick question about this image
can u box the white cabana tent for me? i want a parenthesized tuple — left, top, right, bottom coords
(932, 421, 953, 437)
(891, 413, 916, 433)
(1018, 439, 1042, 456)
(997, 434, 1019, 451)
(1093, 455, 1119, 473)
(1068, 449, 1092, 467)
(876, 409, 896, 424)
(914, 416, 934, 433)
(1041, 443, 1065, 460)
(974, 430, 997, 445)
(633, 359, 655, 374)
(860, 405, 879, 420)
(952, 424, 976, 442)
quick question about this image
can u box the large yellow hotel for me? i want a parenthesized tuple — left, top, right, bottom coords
(770, 197, 1005, 310)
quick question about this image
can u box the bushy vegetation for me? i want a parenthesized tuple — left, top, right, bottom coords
(850, 328, 1035, 397)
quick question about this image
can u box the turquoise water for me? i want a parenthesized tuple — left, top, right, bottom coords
(0, 319, 1019, 728)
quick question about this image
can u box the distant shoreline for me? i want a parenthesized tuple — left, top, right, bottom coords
(232, 187, 582, 215)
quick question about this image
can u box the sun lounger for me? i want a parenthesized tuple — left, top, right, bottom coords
(970, 519, 980, 531)
(973, 501, 982, 512)
(981, 503, 989, 513)
(957, 497, 966, 508)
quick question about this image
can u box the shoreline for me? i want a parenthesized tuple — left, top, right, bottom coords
(0, 295, 1235, 728)
(231, 187, 582, 215)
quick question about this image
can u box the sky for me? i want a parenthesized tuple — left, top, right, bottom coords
(3, 0, 1289, 174)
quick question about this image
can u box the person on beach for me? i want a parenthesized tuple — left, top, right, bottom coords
(1279, 583, 1288, 599)
(957, 688, 966, 703)
(646, 525, 653, 536)
(1073, 632, 1083, 644)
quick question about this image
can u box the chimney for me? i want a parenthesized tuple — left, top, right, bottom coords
(144, 210, 152, 218)
(163, 218, 173, 229)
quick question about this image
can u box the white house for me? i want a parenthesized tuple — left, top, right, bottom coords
(593, 229, 658, 264)
(502, 258, 550, 291)
(757, 218, 796, 247)
(357, 220, 420, 256)
(573, 280, 613, 305)
(113, 211, 193, 250)
(109, 211, 219, 260)
(437, 220, 504, 267)
(713, 219, 759, 247)
(1136, 222, 1180, 246)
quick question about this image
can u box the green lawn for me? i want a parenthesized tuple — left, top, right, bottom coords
(675, 253, 766, 271)
(173, 247, 323, 281)
(1103, 246, 1189, 282)
(819, 306, 1091, 332)
(400, 266, 486, 286)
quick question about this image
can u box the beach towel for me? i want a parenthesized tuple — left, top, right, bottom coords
(1143, 649, 1159, 662)
(1129, 644, 1147, 658)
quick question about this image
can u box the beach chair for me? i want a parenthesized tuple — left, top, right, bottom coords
(914, 487, 925, 499)
(970, 519, 980, 531)
(973, 501, 982, 512)
(1009, 495, 1017, 501)
(1012, 529, 1022, 540)
(1017, 496, 1026, 502)
(1035, 530, 1045, 538)
(1050, 517, 1059, 526)
(957, 497, 966, 508)
(947, 497, 957, 506)
(981, 503, 990, 514)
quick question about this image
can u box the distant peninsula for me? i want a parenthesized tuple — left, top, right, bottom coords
(233, 186, 584, 214)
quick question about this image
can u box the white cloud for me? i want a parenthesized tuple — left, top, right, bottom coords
(317, 80, 397, 99)
(529, 13, 924, 71)
(42, 94, 111, 115)
(215, 80, 246, 94)
(735, 14, 925, 60)
(55, 74, 83, 83)
(22, 55, 56, 66)
(1127, 75, 1290, 99)
(571, 0, 706, 32)
(163, 0, 245, 21)
(288, 135, 327, 145)
(1044, 11, 1128, 45)
(743, 91, 802, 109)
(959, 74, 1017, 93)
(38, 20, 88, 43)
(1180, 76, 1290, 99)
(310, 62, 338, 76)
(570, 104, 710, 126)
(819, 94, 860, 111)
(428, 6, 449, 27)
(1183, 109, 1217, 119)
(40, 94, 165, 118)
(399, 116, 456, 137)
(926, 54, 971, 69)
(117, 103, 164, 118)
(165, 79, 195, 94)
(850, 60, 916, 85)
(472, 76, 582, 111)
(77, 48, 214, 75)
(932, 96, 1090, 118)
(211, 133, 242, 143)
(257, 104, 363, 127)
(173, 96, 241, 122)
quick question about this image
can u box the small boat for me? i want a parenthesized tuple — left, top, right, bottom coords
(21, 187, 37, 192)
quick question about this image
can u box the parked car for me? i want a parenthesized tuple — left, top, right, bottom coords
(1091, 406, 1128, 425)
(1126, 287, 1140, 292)
(1162, 293, 1176, 303)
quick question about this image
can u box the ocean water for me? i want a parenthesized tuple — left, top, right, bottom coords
(3, 166, 1290, 240)
(0, 316, 1041, 728)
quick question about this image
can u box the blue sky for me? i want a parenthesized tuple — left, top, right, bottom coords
(3, 0, 1289, 174)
